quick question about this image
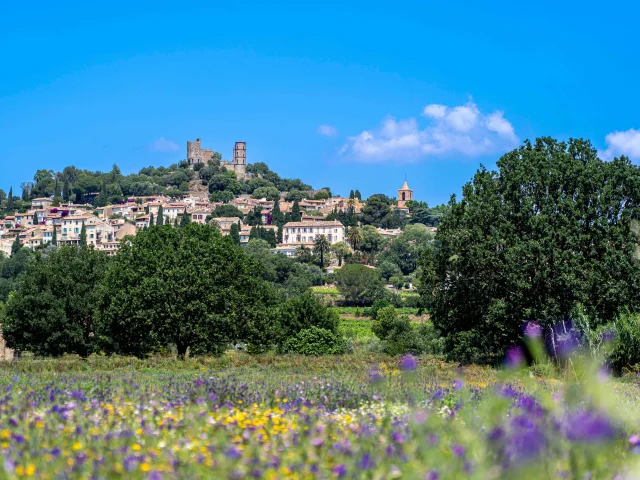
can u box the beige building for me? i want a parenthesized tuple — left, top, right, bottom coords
(282, 221, 345, 245)
(60, 214, 115, 247)
(397, 180, 413, 210)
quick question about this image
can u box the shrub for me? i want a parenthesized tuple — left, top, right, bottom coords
(366, 299, 392, 319)
(371, 307, 443, 356)
(609, 313, 640, 373)
(280, 326, 348, 355)
(276, 291, 340, 344)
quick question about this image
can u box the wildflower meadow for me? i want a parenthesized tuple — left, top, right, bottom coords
(1, 345, 640, 480)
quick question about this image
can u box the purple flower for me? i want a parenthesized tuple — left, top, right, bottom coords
(453, 379, 463, 390)
(225, 447, 242, 459)
(505, 346, 525, 368)
(368, 368, 383, 383)
(452, 444, 465, 457)
(310, 437, 324, 447)
(564, 410, 616, 443)
(524, 321, 542, 338)
(400, 355, 418, 371)
(359, 453, 375, 470)
(333, 464, 347, 477)
(629, 434, 640, 446)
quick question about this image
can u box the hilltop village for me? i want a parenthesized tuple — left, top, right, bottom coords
(0, 139, 441, 260)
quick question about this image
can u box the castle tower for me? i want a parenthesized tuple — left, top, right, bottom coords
(186, 138, 215, 169)
(233, 142, 247, 179)
(397, 179, 413, 209)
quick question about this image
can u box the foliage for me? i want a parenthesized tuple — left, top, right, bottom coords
(371, 307, 444, 356)
(425, 137, 640, 364)
(334, 264, 386, 306)
(280, 326, 348, 355)
(313, 234, 331, 267)
(211, 204, 243, 218)
(330, 241, 351, 266)
(96, 224, 276, 358)
(275, 291, 340, 346)
(2, 247, 109, 357)
(0, 249, 33, 302)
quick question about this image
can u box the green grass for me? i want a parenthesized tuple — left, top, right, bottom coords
(338, 318, 375, 341)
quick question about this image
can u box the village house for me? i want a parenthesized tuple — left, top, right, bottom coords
(31, 197, 53, 209)
(0, 240, 12, 258)
(135, 215, 151, 229)
(212, 217, 242, 235)
(282, 221, 345, 245)
(189, 209, 209, 224)
(59, 214, 115, 247)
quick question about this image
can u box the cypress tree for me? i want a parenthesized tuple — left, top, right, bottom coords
(149, 213, 154, 227)
(355, 189, 362, 200)
(79, 223, 87, 248)
(62, 180, 70, 202)
(349, 190, 355, 199)
(11, 234, 21, 255)
(272, 199, 284, 226)
(7, 187, 13, 210)
(51, 227, 57, 247)
(291, 200, 301, 222)
(174, 217, 179, 228)
(180, 208, 190, 227)
(230, 222, 241, 246)
(157, 206, 164, 226)
(32, 211, 39, 226)
(277, 225, 283, 244)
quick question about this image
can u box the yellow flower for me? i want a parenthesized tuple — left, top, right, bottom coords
(72, 442, 82, 451)
(15, 466, 24, 476)
(35, 421, 44, 429)
(25, 464, 35, 476)
(132, 444, 142, 451)
(0, 430, 10, 439)
(140, 463, 151, 472)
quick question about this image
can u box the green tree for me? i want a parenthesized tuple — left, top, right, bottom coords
(149, 213, 154, 228)
(7, 187, 13, 210)
(251, 186, 280, 201)
(96, 223, 276, 358)
(346, 226, 363, 251)
(180, 208, 190, 227)
(330, 241, 350, 267)
(276, 291, 339, 345)
(211, 204, 243, 218)
(354, 189, 362, 200)
(334, 263, 386, 306)
(79, 223, 87, 247)
(11, 235, 21, 255)
(272, 199, 285, 226)
(2, 247, 109, 357)
(349, 190, 355, 199)
(230, 222, 241, 245)
(313, 235, 331, 267)
(51, 227, 57, 247)
(291, 200, 301, 222)
(361, 194, 392, 226)
(156, 206, 164, 226)
(424, 137, 640, 364)
(32, 211, 39, 226)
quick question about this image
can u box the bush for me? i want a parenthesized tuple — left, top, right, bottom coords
(371, 306, 444, 356)
(366, 299, 392, 319)
(280, 327, 348, 355)
(609, 313, 640, 373)
(276, 291, 340, 344)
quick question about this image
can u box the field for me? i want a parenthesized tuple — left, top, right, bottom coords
(0, 352, 639, 479)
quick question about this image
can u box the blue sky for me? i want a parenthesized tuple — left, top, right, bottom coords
(2, 0, 640, 206)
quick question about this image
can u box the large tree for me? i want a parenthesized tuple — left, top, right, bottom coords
(423, 138, 640, 364)
(334, 263, 386, 306)
(2, 247, 109, 356)
(96, 223, 276, 358)
(313, 235, 331, 267)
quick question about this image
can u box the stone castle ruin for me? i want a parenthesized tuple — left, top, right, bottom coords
(186, 139, 247, 180)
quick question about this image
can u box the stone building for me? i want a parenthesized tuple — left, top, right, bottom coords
(282, 221, 345, 245)
(397, 180, 413, 210)
(186, 138, 248, 180)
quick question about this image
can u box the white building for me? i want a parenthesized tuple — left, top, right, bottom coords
(282, 221, 345, 245)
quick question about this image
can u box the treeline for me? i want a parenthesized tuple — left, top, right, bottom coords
(0, 224, 346, 358)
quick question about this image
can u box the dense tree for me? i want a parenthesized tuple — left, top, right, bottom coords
(51, 226, 57, 247)
(212, 204, 243, 218)
(180, 208, 190, 227)
(330, 241, 351, 266)
(2, 247, 109, 356)
(271, 199, 285, 227)
(245, 206, 264, 226)
(79, 223, 87, 247)
(423, 138, 640, 364)
(229, 222, 241, 245)
(361, 194, 392, 226)
(334, 263, 386, 306)
(290, 200, 301, 222)
(0, 248, 32, 302)
(346, 227, 363, 251)
(313, 235, 331, 267)
(96, 223, 276, 358)
(379, 225, 432, 275)
(11, 235, 21, 255)
(275, 291, 339, 346)
(156, 206, 164, 226)
(251, 186, 280, 201)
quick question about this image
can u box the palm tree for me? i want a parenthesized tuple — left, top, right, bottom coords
(313, 235, 331, 267)
(346, 226, 363, 251)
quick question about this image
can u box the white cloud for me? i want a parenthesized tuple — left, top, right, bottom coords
(342, 100, 519, 162)
(149, 137, 179, 153)
(422, 104, 447, 119)
(316, 125, 338, 137)
(600, 128, 640, 160)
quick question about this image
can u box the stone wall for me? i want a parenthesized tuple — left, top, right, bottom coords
(186, 139, 215, 168)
